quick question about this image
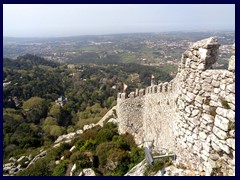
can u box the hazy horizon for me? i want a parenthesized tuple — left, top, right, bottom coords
(3, 4, 235, 38)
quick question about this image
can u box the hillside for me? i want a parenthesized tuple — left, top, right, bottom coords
(3, 54, 176, 176)
(4, 54, 59, 69)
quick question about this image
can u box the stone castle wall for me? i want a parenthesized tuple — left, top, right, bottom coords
(117, 37, 235, 175)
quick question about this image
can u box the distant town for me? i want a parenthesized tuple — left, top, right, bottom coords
(3, 31, 234, 69)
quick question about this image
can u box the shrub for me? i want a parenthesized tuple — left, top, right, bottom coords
(112, 109, 117, 118)
(221, 99, 230, 109)
(52, 162, 67, 176)
(211, 167, 223, 176)
(103, 122, 118, 131)
(76, 155, 92, 169)
(229, 121, 235, 131)
(130, 147, 145, 163)
(75, 139, 85, 150)
(144, 157, 173, 176)
(96, 142, 115, 166)
(79, 128, 99, 141)
(77, 117, 100, 129)
(62, 150, 71, 159)
(108, 148, 131, 175)
(48, 143, 71, 160)
(17, 157, 54, 176)
(113, 135, 129, 150)
(70, 151, 83, 163)
(95, 129, 115, 144)
(122, 133, 136, 149)
(144, 159, 165, 176)
(103, 115, 114, 125)
(80, 139, 96, 152)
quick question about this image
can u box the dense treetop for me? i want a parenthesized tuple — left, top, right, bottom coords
(3, 54, 176, 174)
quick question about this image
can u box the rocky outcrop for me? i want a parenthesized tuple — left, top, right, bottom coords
(117, 37, 235, 176)
(82, 168, 96, 176)
(3, 151, 46, 176)
(124, 159, 206, 176)
(96, 106, 117, 127)
(125, 160, 147, 176)
(3, 105, 117, 176)
(53, 106, 117, 146)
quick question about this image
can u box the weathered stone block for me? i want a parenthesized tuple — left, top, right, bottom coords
(211, 141, 221, 152)
(121, 93, 126, 99)
(129, 92, 135, 98)
(216, 107, 228, 117)
(145, 87, 149, 94)
(198, 63, 205, 70)
(187, 136, 194, 144)
(193, 144, 200, 153)
(226, 109, 235, 121)
(212, 80, 220, 88)
(213, 126, 227, 140)
(219, 140, 230, 154)
(135, 89, 139, 96)
(213, 88, 220, 94)
(202, 114, 214, 123)
(202, 83, 212, 92)
(205, 77, 212, 84)
(192, 133, 198, 140)
(220, 83, 226, 91)
(185, 129, 192, 136)
(201, 153, 208, 161)
(195, 95, 204, 104)
(117, 93, 121, 99)
(228, 55, 235, 72)
(192, 118, 200, 126)
(227, 93, 235, 104)
(199, 48, 210, 60)
(199, 131, 207, 140)
(163, 82, 168, 92)
(194, 101, 202, 108)
(202, 142, 211, 152)
(157, 84, 162, 93)
(206, 125, 213, 132)
(214, 115, 229, 131)
(185, 58, 191, 68)
(200, 122, 207, 129)
(211, 93, 219, 102)
(153, 85, 158, 93)
(185, 105, 194, 114)
(229, 130, 235, 138)
(226, 84, 235, 93)
(139, 89, 145, 97)
(209, 153, 219, 161)
(202, 149, 210, 157)
(228, 103, 235, 111)
(209, 100, 221, 107)
(186, 92, 195, 101)
(226, 138, 235, 150)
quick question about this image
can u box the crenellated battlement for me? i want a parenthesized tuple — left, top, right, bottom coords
(116, 37, 235, 176)
(118, 81, 174, 100)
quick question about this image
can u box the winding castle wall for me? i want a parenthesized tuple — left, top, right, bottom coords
(117, 37, 235, 175)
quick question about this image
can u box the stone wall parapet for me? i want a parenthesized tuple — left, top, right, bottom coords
(117, 37, 235, 175)
(117, 82, 174, 101)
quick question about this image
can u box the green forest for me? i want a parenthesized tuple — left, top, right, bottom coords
(3, 54, 177, 175)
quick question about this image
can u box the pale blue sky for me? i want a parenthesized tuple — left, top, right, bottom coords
(3, 4, 235, 37)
